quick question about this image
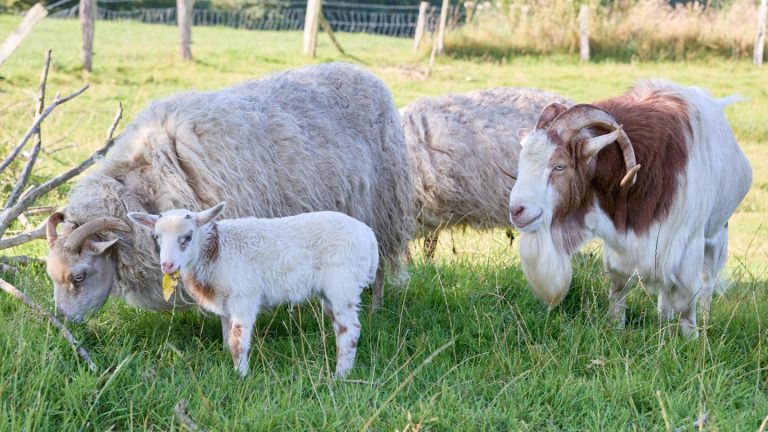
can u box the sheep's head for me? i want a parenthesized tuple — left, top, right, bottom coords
(128, 202, 226, 274)
(507, 103, 641, 307)
(46, 212, 131, 322)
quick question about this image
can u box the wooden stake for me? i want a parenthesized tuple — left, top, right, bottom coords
(0, 3, 48, 67)
(303, 0, 322, 57)
(754, 0, 767, 66)
(579, 5, 590, 62)
(80, 0, 96, 71)
(436, 0, 450, 55)
(412, 1, 429, 53)
(177, 0, 194, 61)
(319, 13, 345, 55)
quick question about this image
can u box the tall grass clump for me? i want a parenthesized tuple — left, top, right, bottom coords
(447, 0, 763, 61)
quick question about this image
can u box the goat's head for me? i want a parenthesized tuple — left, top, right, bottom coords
(46, 212, 130, 322)
(128, 202, 226, 275)
(507, 103, 641, 307)
(508, 103, 641, 233)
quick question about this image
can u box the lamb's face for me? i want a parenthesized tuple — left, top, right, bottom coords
(153, 212, 197, 274)
(128, 203, 227, 274)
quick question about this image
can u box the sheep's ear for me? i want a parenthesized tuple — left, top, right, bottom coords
(84, 238, 119, 256)
(196, 202, 227, 227)
(127, 212, 159, 229)
(517, 128, 531, 144)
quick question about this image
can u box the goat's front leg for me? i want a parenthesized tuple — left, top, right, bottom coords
(228, 313, 256, 376)
(606, 271, 631, 329)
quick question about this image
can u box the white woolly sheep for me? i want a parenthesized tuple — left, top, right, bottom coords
(46, 62, 414, 322)
(128, 203, 378, 377)
(400, 87, 573, 258)
(508, 80, 752, 337)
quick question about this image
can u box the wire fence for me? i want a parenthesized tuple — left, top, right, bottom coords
(47, 0, 465, 38)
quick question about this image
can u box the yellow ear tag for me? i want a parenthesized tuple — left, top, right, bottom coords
(162, 271, 180, 302)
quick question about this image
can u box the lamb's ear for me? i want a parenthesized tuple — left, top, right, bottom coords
(127, 212, 159, 229)
(196, 202, 227, 227)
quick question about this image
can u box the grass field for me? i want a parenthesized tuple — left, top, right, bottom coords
(0, 17, 766, 431)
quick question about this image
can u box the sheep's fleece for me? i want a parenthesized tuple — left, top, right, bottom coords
(401, 87, 573, 234)
(58, 62, 414, 311)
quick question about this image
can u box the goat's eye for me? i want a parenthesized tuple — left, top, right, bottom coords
(553, 164, 566, 172)
(73, 273, 86, 283)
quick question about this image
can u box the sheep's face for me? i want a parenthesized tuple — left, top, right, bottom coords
(48, 239, 119, 322)
(128, 203, 226, 274)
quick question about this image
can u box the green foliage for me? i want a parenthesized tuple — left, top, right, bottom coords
(0, 17, 766, 430)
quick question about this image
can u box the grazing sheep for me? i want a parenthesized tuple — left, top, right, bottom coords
(128, 203, 378, 377)
(508, 80, 752, 336)
(46, 62, 414, 322)
(400, 87, 573, 259)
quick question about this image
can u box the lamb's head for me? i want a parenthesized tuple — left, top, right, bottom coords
(507, 103, 641, 307)
(46, 212, 131, 322)
(128, 202, 226, 274)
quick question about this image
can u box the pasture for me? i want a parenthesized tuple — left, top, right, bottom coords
(1, 16, 767, 430)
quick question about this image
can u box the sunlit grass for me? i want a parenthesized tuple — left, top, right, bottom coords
(0, 16, 766, 430)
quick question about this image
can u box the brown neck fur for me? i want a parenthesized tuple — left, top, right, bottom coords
(552, 90, 691, 238)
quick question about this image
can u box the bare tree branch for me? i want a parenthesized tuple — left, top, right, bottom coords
(3, 49, 51, 209)
(0, 279, 98, 372)
(0, 84, 89, 175)
(0, 103, 123, 238)
(24, 206, 56, 216)
(0, 224, 45, 250)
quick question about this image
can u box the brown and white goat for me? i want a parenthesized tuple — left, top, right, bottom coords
(508, 80, 752, 336)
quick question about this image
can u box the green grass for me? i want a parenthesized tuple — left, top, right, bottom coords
(1, 17, 767, 431)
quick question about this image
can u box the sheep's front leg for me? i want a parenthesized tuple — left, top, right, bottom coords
(228, 314, 256, 376)
(325, 300, 361, 378)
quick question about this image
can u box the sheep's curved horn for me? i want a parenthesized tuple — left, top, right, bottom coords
(494, 160, 517, 181)
(46, 212, 65, 247)
(64, 217, 131, 253)
(551, 104, 640, 187)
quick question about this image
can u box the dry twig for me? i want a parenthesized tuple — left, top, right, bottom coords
(0, 278, 97, 371)
(174, 399, 204, 431)
(0, 224, 45, 249)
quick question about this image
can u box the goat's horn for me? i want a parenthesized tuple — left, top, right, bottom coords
(64, 217, 131, 253)
(46, 212, 65, 247)
(551, 104, 640, 188)
(494, 160, 517, 181)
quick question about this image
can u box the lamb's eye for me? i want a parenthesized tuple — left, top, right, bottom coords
(73, 273, 86, 283)
(553, 164, 566, 172)
(182, 234, 192, 244)
(152, 233, 158, 241)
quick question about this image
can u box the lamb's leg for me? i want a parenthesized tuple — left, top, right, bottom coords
(327, 300, 361, 378)
(220, 315, 231, 351)
(701, 225, 728, 323)
(423, 230, 439, 260)
(372, 266, 384, 309)
(228, 314, 256, 376)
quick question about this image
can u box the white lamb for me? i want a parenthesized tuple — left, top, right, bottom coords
(128, 202, 378, 377)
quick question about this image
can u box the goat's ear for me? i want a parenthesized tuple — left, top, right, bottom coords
(196, 202, 227, 227)
(84, 238, 119, 256)
(127, 212, 159, 229)
(517, 128, 531, 144)
(536, 103, 568, 130)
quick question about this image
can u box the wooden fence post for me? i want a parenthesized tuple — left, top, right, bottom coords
(80, 0, 96, 71)
(303, 0, 321, 57)
(0, 3, 48, 67)
(412, 1, 428, 53)
(177, 0, 193, 60)
(579, 4, 589, 62)
(436, 0, 449, 55)
(755, 0, 767, 66)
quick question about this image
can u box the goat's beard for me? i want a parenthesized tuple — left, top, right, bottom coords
(518, 228, 573, 308)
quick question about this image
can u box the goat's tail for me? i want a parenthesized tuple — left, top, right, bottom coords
(717, 94, 747, 108)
